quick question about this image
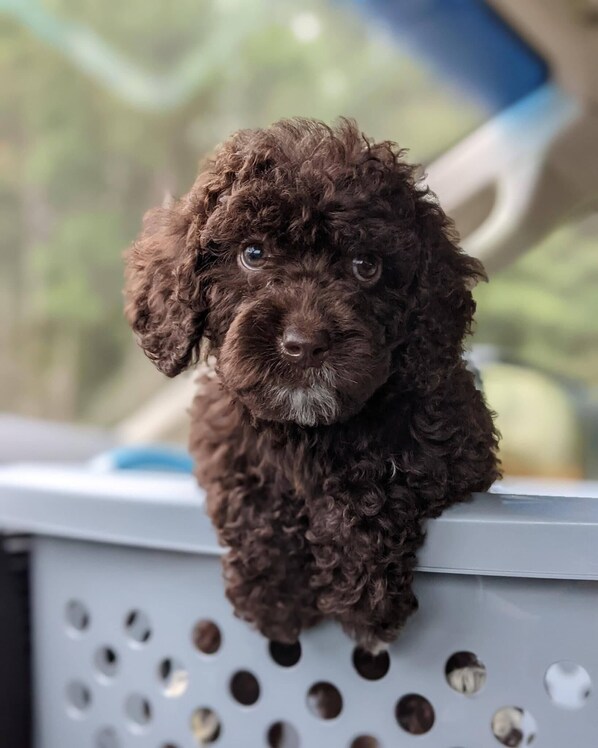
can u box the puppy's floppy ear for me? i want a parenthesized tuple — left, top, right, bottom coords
(124, 138, 241, 377)
(406, 193, 487, 374)
(124, 202, 205, 377)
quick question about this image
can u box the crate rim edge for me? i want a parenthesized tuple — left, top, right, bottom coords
(0, 463, 597, 580)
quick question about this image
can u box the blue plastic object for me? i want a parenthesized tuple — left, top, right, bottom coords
(352, 0, 549, 112)
(90, 445, 194, 474)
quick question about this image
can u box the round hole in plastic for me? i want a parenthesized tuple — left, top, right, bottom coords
(266, 721, 300, 748)
(230, 670, 260, 706)
(306, 682, 343, 719)
(269, 640, 301, 667)
(544, 661, 591, 709)
(95, 727, 120, 748)
(350, 736, 379, 748)
(94, 646, 119, 679)
(395, 693, 435, 735)
(66, 681, 91, 716)
(66, 680, 91, 716)
(192, 620, 222, 655)
(124, 694, 152, 729)
(445, 651, 487, 695)
(191, 707, 221, 744)
(65, 599, 90, 634)
(158, 658, 189, 698)
(124, 610, 152, 645)
(491, 706, 537, 746)
(352, 647, 390, 681)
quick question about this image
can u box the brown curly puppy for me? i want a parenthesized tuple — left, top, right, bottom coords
(125, 118, 500, 650)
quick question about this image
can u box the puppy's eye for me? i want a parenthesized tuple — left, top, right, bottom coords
(239, 244, 267, 270)
(352, 255, 381, 284)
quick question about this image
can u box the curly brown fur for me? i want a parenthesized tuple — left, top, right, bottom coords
(124, 118, 500, 650)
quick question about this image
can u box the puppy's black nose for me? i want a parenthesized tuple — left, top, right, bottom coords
(281, 327, 330, 367)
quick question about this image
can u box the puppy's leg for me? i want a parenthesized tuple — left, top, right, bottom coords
(306, 482, 424, 650)
(190, 375, 320, 643)
(218, 491, 321, 643)
(341, 525, 424, 651)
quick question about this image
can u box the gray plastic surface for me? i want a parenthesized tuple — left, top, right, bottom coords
(2, 464, 598, 579)
(0, 464, 597, 747)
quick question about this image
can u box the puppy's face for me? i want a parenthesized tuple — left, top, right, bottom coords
(203, 205, 408, 426)
(125, 119, 484, 426)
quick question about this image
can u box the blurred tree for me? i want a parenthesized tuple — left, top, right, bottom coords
(482, 363, 583, 478)
(474, 217, 598, 388)
(0, 0, 481, 422)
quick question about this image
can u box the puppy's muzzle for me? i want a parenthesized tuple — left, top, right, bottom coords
(280, 326, 331, 368)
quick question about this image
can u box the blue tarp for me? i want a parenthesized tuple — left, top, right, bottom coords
(353, 0, 549, 112)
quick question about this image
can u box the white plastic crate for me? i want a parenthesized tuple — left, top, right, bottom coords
(1, 465, 597, 747)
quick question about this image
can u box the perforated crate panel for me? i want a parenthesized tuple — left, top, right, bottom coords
(32, 535, 598, 748)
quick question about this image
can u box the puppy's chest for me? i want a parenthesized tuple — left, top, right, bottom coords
(254, 444, 325, 499)
(258, 439, 400, 503)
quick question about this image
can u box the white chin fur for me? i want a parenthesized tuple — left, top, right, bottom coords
(271, 383, 339, 426)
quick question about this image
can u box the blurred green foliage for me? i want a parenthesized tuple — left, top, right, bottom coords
(0, 0, 480, 421)
(474, 218, 598, 387)
(0, 0, 596, 432)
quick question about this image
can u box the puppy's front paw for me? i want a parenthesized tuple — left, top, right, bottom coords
(352, 628, 391, 655)
(363, 638, 389, 656)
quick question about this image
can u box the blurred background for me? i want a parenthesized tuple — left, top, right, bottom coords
(1, 0, 597, 481)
